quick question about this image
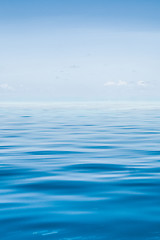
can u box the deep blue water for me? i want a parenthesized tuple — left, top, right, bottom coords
(1, 102, 160, 240)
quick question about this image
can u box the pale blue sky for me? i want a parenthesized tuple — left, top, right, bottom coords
(0, 0, 160, 102)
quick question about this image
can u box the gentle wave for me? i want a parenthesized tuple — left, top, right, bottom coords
(1, 103, 160, 240)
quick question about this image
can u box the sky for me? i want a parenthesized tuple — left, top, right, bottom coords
(0, 0, 160, 102)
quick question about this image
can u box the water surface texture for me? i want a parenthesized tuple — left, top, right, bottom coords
(1, 102, 160, 240)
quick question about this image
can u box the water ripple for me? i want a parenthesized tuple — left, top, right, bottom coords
(1, 103, 160, 240)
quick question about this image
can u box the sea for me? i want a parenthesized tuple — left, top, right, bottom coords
(1, 102, 160, 240)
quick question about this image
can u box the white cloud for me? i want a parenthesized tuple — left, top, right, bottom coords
(0, 83, 13, 90)
(104, 81, 116, 86)
(104, 80, 128, 87)
(104, 80, 149, 88)
(117, 80, 128, 86)
(137, 81, 147, 87)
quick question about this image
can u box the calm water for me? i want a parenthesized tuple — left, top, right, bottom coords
(1, 102, 160, 240)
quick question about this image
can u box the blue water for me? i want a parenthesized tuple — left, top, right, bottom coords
(1, 102, 160, 240)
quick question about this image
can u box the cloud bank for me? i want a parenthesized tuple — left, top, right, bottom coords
(104, 80, 148, 87)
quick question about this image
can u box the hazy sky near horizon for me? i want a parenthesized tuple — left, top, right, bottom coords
(0, 0, 160, 102)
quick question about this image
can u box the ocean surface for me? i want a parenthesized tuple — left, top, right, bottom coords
(1, 102, 160, 240)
